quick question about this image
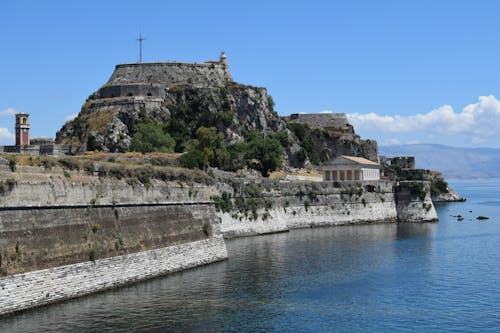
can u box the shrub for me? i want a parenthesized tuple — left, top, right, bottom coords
(91, 223, 101, 233)
(83, 160, 95, 175)
(0, 179, 16, 195)
(213, 191, 232, 213)
(9, 158, 16, 172)
(130, 120, 175, 153)
(88, 249, 96, 262)
(59, 157, 81, 171)
(267, 95, 275, 109)
(202, 223, 210, 237)
(430, 177, 448, 197)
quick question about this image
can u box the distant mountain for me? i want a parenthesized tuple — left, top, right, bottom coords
(379, 144, 500, 179)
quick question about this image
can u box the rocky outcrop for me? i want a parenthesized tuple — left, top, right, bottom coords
(432, 187, 465, 202)
(56, 57, 284, 153)
(56, 56, 379, 169)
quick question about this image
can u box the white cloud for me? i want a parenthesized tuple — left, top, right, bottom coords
(384, 138, 401, 145)
(0, 128, 14, 145)
(0, 108, 18, 117)
(65, 113, 78, 121)
(347, 95, 500, 145)
(319, 110, 333, 114)
(471, 136, 484, 144)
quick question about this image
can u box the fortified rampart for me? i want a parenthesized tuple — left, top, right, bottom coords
(0, 164, 227, 316)
(0, 164, 437, 316)
(285, 113, 352, 130)
(213, 177, 437, 238)
(100, 60, 232, 94)
(0, 144, 73, 156)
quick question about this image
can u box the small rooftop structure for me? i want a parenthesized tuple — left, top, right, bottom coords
(322, 155, 381, 181)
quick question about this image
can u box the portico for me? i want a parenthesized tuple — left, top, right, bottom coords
(323, 156, 380, 181)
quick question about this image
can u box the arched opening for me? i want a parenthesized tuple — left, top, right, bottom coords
(366, 185, 376, 192)
(128, 93, 133, 97)
(147, 92, 152, 96)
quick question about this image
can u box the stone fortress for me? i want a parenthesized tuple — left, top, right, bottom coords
(285, 112, 352, 131)
(94, 52, 231, 99)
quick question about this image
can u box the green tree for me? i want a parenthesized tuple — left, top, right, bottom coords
(245, 132, 284, 176)
(180, 127, 229, 169)
(129, 120, 175, 153)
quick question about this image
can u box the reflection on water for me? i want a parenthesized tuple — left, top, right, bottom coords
(396, 222, 436, 239)
(1, 180, 499, 332)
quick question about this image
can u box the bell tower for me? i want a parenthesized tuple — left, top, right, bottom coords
(15, 113, 30, 146)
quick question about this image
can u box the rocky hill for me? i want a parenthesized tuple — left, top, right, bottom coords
(56, 54, 377, 169)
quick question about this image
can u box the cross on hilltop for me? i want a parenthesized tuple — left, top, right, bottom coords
(136, 32, 146, 63)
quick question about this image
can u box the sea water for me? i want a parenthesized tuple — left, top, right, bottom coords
(1, 179, 499, 332)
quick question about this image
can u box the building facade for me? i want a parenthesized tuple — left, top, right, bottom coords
(323, 155, 381, 181)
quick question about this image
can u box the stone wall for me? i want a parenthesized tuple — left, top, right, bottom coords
(215, 180, 437, 238)
(0, 165, 228, 315)
(0, 236, 227, 316)
(97, 84, 165, 99)
(105, 61, 232, 89)
(388, 156, 416, 169)
(286, 113, 350, 129)
(0, 145, 72, 156)
(395, 181, 438, 222)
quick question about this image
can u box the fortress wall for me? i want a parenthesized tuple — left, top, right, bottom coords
(286, 113, 350, 129)
(0, 167, 227, 315)
(106, 62, 232, 88)
(97, 84, 165, 99)
(0, 165, 217, 208)
(217, 180, 437, 238)
(0, 202, 221, 275)
(395, 181, 438, 222)
(0, 235, 227, 316)
(216, 181, 427, 238)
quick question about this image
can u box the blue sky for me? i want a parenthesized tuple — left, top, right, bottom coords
(1, 0, 500, 147)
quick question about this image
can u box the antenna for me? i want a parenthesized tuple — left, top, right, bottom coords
(136, 32, 146, 63)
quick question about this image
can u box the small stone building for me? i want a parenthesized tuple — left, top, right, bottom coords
(323, 155, 381, 181)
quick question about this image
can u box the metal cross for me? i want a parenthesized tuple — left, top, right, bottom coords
(137, 32, 146, 63)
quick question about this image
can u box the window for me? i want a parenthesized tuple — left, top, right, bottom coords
(23, 129, 28, 133)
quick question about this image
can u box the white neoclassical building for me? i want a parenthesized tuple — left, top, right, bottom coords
(323, 155, 381, 181)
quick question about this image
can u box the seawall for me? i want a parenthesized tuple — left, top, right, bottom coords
(214, 179, 437, 238)
(0, 164, 228, 316)
(0, 163, 437, 316)
(0, 236, 227, 316)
